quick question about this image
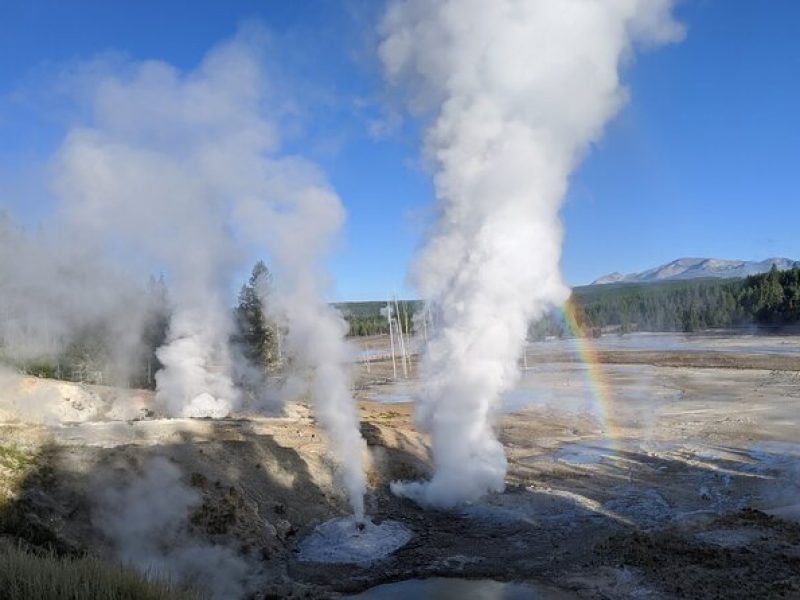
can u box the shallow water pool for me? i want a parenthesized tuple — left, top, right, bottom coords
(346, 577, 576, 599)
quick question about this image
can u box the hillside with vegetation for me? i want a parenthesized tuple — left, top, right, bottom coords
(535, 265, 800, 338)
(335, 300, 420, 337)
(335, 266, 800, 339)
(4, 265, 798, 389)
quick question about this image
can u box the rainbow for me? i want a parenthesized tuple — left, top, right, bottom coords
(558, 298, 622, 443)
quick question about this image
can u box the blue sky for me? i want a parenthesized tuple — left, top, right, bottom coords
(1, 0, 798, 300)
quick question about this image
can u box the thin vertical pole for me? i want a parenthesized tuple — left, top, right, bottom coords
(388, 317, 397, 379)
(394, 296, 408, 378)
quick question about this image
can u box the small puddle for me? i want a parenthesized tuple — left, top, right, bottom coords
(346, 578, 576, 599)
(552, 439, 621, 465)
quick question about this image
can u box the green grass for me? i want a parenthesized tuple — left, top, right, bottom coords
(0, 445, 34, 474)
(0, 543, 202, 600)
(0, 445, 36, 514)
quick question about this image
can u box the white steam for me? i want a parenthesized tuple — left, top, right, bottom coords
(52, 33, 269, 417)
(53, 27, 367, 514)
(0, 213, 154, 383)
(93, 457, 248, 600)
(235, 161, 368, 519)
(380, 0, 684, 508)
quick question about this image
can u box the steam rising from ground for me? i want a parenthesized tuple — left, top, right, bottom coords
(235, 159, 368, 519)
(53, 31, 266, 418)
(380, 0, 684, 508)
(0, 24, 366, 515)
(0, 215, 153, 381)
(93, 457, 248, 600)
(52, 27, 366, 513)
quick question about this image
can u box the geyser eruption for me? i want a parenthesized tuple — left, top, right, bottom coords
(235, 162, 368, 519)
(380, 0, 684, 508)
(52, 27, 367, 514)
(53, 33, 261, 417)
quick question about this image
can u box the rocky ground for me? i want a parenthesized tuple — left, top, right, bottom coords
(1, 333, 800, 598)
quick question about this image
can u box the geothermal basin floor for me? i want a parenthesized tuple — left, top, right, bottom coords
(1, 333, 800, 598)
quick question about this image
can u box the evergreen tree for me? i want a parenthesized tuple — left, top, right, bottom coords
(137, 274, 170, 389)
(234, 261, 278, 371)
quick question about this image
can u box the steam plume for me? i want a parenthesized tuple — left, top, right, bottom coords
(0, 213, 153, 382)
(93, 457, 248, 599)
(380, 0, 684, 507)
(52, 28, 279, 418)
(235, 161, 368, 519)
(53, 27, 366, 514)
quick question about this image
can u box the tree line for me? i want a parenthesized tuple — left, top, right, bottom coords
(6, 264, 798, 387)
(4, 258, 422, 387)
(531, 265, 800, 338)
(2, 261, 281, 389)
(336, 300, 421, 337)
(337, 267, 800, 339)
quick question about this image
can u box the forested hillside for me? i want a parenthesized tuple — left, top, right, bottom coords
(5, 266, 798, 388)
(336, 266, 800, 338)
(335, 300, 420, 337)
(545, 265, 800, 337)
(2, 262, 279, 390)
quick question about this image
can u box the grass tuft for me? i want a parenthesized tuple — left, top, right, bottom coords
(0, 543, 202, 600)
(0, 446, 34, 474)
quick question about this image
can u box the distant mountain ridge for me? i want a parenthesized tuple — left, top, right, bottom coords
(592, 257, 799, 286)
